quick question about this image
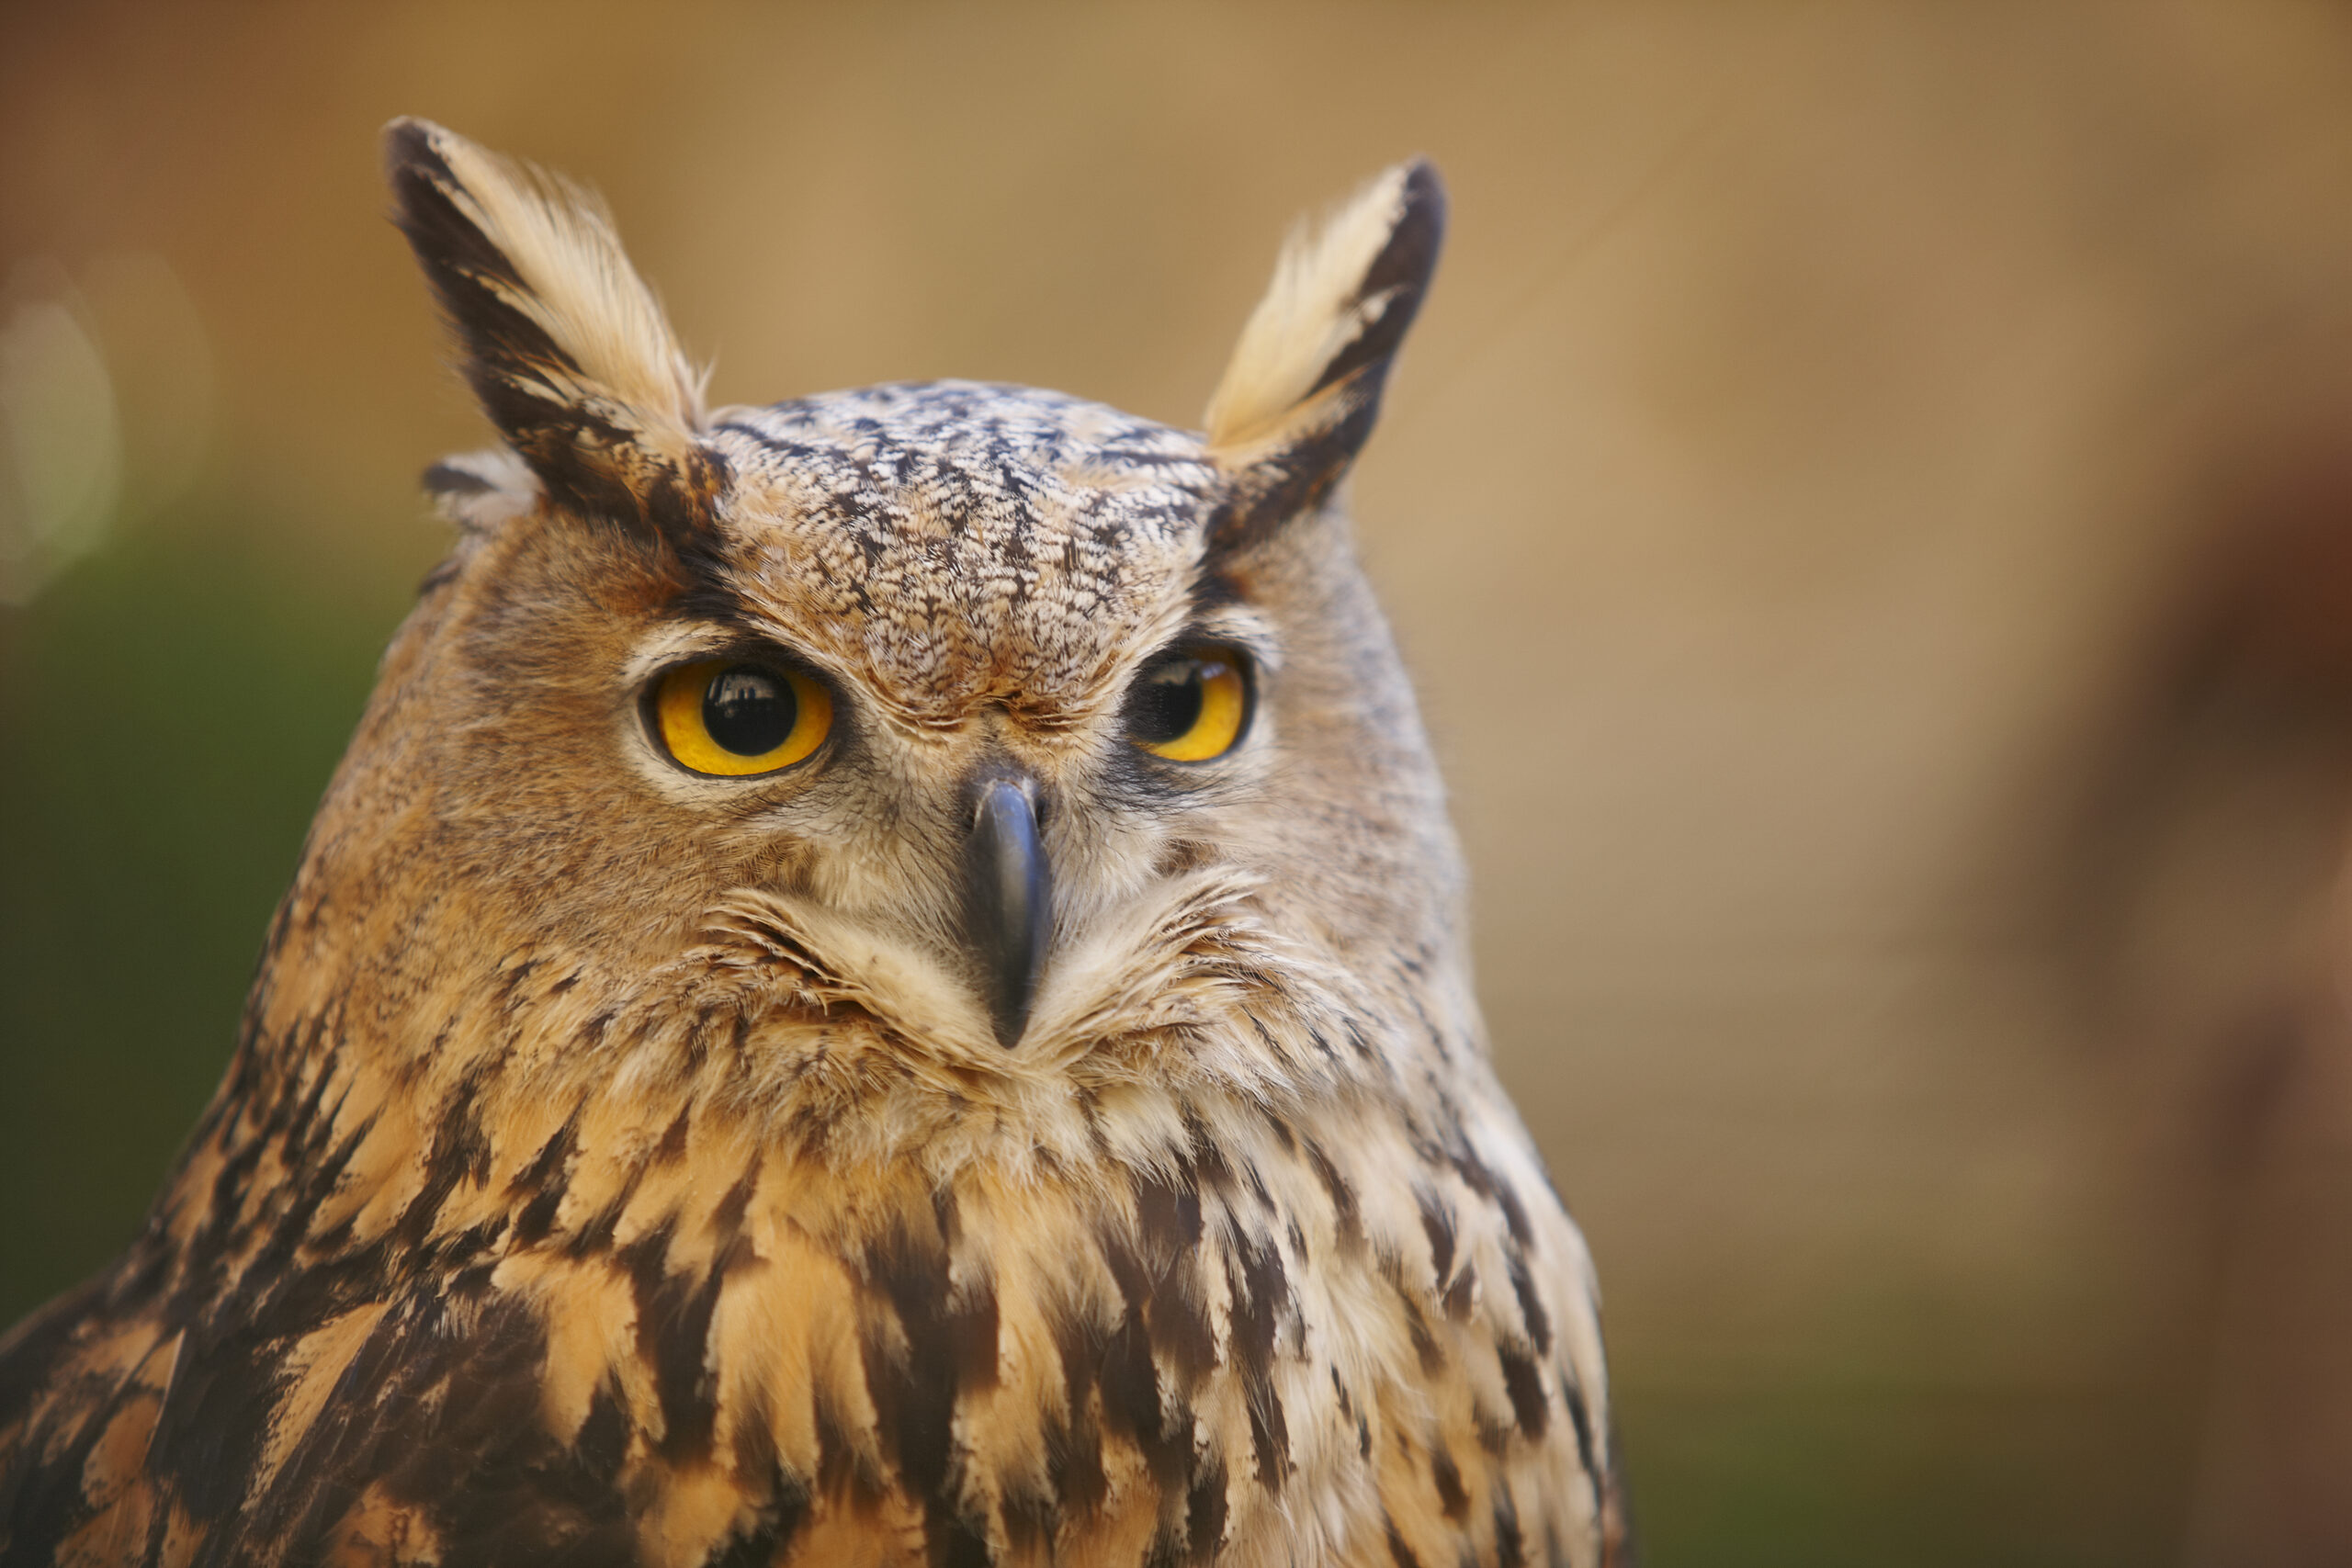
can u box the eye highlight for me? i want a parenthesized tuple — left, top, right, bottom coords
(1126, 645, 1251, 761)
(653, 660, 832, 776)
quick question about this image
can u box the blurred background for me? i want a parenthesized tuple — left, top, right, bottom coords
(10, 3, 2352, 1562)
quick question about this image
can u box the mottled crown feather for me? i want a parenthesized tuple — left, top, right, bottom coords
(384, 117, 721, 538)
(1204, 158, 1445, 550)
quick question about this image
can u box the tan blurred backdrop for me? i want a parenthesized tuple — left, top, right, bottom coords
(12, 4, 2352, 1562)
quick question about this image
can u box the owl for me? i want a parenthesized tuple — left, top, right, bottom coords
(0, 121, 1627, 1568)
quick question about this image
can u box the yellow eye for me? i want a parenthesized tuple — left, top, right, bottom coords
(653, 660, 832, 776)
(1126, 645, 1251, 761)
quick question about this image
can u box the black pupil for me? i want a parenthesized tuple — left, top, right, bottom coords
(703, 665, 797, 756)
(1128, 659, 1206, 744)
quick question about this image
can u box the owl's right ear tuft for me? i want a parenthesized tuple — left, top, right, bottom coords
(384, 118, 723, 541)
(1203, 159, 1445, 553)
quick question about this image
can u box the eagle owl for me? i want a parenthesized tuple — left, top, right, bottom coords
(0, 121, 1627, 1567)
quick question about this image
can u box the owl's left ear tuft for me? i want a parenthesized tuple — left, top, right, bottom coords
(384, 118, 722, 542)
(1203, 159, 1444, 551)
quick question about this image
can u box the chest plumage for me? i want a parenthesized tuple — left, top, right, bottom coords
(0, 121, 1626, 1568)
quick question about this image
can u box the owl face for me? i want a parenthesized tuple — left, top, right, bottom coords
(625, 385, 1261, 1048)
(330, 120, 1451, 1092)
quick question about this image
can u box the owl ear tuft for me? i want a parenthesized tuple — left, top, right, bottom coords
(384, 118, 722, 540)
(1203, 159, 1445, 551)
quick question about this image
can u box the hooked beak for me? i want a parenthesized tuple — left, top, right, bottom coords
(963, 777, 1053, 1048)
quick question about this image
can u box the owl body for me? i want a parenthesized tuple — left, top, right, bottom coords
(0, 126, 1624, 1567)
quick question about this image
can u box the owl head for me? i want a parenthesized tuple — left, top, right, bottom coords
(277, 121, 1457, 1130)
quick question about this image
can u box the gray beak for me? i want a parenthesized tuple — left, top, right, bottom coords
(963, 777, 1052, 1048)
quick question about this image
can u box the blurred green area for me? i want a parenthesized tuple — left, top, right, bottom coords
(0, 508, 411, 1318)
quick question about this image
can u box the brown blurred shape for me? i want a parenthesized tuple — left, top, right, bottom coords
(2041, 390, 2352, 1564)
